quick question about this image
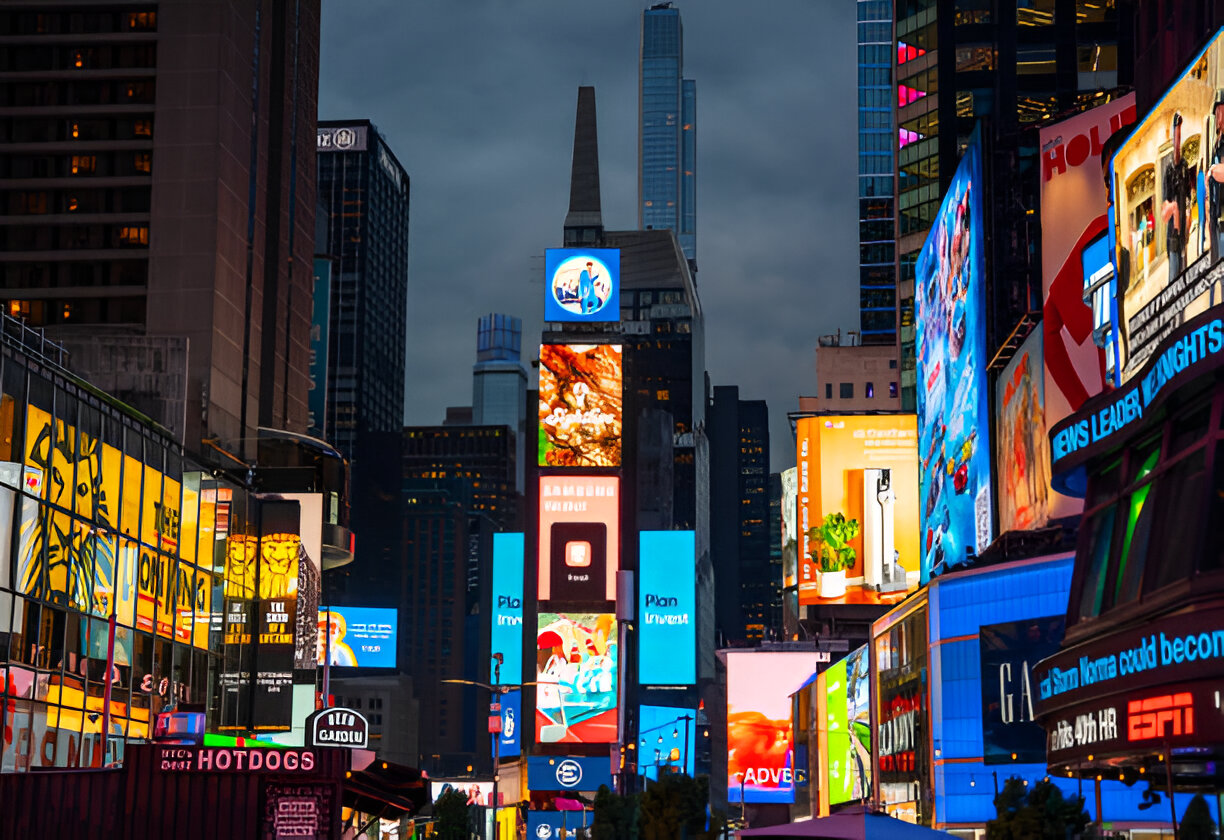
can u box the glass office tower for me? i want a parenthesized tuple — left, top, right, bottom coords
(640, 3, 697, 267)
(859, 0, 899, 347)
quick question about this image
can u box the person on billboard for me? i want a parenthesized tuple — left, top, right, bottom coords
(1207, 92, 1224, 264)
(1162, 112, 1191, 279)
(317, 611, 358, 667)
(578, 260, 601, 314)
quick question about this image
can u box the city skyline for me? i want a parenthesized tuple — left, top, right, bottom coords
(318, 2, 858, 471)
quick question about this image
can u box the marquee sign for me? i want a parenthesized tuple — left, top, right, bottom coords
(157, 746, 318, 773)
(306, 707, 369, 749)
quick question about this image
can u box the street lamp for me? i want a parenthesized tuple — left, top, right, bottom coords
(441, 653, 508, 840)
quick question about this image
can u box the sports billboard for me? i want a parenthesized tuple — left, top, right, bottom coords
(316, 606, 397, 669)
(490, 532, 524, 685)
(639, 703, 697, 779)
(1110, 33, 1224, 379)
(726, 650, 825, 804)
(537, 476, 619, 602)
(638, 531, 696, 686)
(995, 330, 1055, 532)
(535, 613, 618, 744)
(538, 344, 623, 467)
(979, 615, 1065, 765)
(794, 415, 919, 604)
(915, 134, 992, 581)
(544, 248, 620, 322)
(822, 646, 871, 807)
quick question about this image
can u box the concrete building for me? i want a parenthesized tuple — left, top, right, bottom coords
(0, 0, 321, 453)
(798, 332, 901, 415)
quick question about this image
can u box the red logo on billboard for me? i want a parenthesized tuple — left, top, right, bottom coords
(1127, 692, 1194, 742)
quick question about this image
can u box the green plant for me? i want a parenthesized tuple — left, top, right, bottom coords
(432, 788, 470, 840)
(806, 512, 861, 573)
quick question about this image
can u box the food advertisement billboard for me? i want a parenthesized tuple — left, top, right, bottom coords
(781, 468, 798, 589)
(1110, 34, 1224, 379)
(544, 248, 620, 323)
(316, 606, 397, 669)
(638, 531, 696, 686)
(535, 613, 618, 744)
(795, 415, 919, 605)
(979, 615, 1065, 765)
(726, 650, 824, 804)
(822, 647, 871, 807)
(538, 343, 623, 467)
(537, 476, 619, 602)
(639, 704, 697, 779)
(490, 532, 524, 685)
(915, 135, 992, 581)
(995, 330, 1055, 532)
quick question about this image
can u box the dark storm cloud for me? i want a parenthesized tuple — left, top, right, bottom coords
(318, 1, 858, 471)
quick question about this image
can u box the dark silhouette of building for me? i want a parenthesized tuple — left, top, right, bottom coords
(1133, 1, 1224, 113)
(708, 386, 773, 645)
(0, 0, 321, 453)
(402, 425, 520, 534)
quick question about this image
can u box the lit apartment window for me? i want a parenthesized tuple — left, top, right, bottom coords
(70, 155, 96, 175)
(890, 382, 899, 398)
(134, 152, 151, 173)
(119, 226, 149, 246)
(134, 119, 152, 137)
(126, 11, 157, 30)
(656, 389, 670, 401)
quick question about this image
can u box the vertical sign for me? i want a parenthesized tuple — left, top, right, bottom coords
(308, 259, 332, 439)
(491, 532, 524, 685)
(497, 689, 522, 759)
(537, 476, 619, 602)
(638, 531, 696, 685)
(252, 499, 301, 732)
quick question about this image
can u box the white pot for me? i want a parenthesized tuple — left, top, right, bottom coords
(817, 569, 847, 599)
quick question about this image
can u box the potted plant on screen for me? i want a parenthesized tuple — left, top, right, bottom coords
(807, 512, 861, 599)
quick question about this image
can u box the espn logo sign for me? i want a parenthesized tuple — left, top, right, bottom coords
(1127, 692, 1194, 742)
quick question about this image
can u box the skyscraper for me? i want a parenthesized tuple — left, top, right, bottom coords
(472, 313, 528, 494)
(858, 0, 898, 346)
(0, 0, 321, 453)
(639, 3, 697, 268)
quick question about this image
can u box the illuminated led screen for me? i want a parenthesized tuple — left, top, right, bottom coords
(538, 343, 623, 468)
(824, 647, 871, 806)
(537, 476, 619, 602)
(490, 533, 524, 685)
(316, 606, 397, 669)
(638, 531, 696, 685)
(639, 704, 696, 780)
(535, 612, 618, 744)
(544, 248, 620, 323)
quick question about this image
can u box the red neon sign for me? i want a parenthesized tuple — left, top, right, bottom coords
(1127, 692, 1194, 742)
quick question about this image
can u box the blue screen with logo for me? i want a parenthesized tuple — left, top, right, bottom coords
(528, 810, 591, 839)
(497, 689, 521, 759)
(317, 606, 396, 669)
(491, 533, 524, 685)
(527, 756, 613, 791)
(638, 531, 696, 685)
(544, 249, 620, 322)
(638, 704, 696, 779)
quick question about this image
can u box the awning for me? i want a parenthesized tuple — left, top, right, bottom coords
(343, 759, 430, 821)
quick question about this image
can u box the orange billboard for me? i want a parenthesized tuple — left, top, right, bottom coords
(796, 416, 919, 606)
(538, 344, 623, 468)
(537, 475, 619, 602)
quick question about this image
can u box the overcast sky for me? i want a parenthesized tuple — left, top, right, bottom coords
(318, 1, 858, 472)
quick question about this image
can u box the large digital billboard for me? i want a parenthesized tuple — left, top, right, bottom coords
(822, 647, 871, 807)
(527, 755, 614, 791)
(431, 780, 497, 806)
(316, 606, 397, 669)
(535, 613, 618, 744)
(794, 415, 920, 605)
(538, 344, 623, 468)
(915, 135, 992, 581)
(497, 688, 522, 759)
(639, 704, 697, 779)
(995, 330, 1054, 532)
(726, 650, 825, 804)
(638, 531, 696, 686)
(979, 615, 1064, 765)
(544, 248, 620, 322)
(780, 468, 798, 590)
(537, 476, 619, 602)
(490, 532, 524, 685)
(1110, 33, 1224, 379)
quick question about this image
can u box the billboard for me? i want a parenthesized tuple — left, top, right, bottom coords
(638, 531, 696, 686)
(316, 606, 397, 669)
(527, 755, 614, 791)
(915, 134, 992, 581)
(497, 689, 521, 759)
(490, 533, 524, 685)
(639, 704, 697, 779)
(1040, 95, 1136, 409)
(823, 647, 871, 807)
(1110, 34, 1224, 379)
(780, 468, 798, 589)
(308, 259, 331, 439)
(535, 613, 618, 744)
(431, 780, 497, 806)
(995, 330, 1054, 532)
(726, 650, 825, 804)
(794, 415, 920, 605)
(979, 615, 1065, 765)
(537, 476, 619, 602)
(538, 344, 623, 467)
(544, 248, 620, 322)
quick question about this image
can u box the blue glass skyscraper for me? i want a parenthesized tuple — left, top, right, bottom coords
(640, 3, 697, 268)
(858, 0, 897, 346)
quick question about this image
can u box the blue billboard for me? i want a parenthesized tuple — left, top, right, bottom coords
(915, 131, 993, 582)
(527, 755, 614, 792)
(638, 531, 696, 685)
(491, 533, 524, 685)
(317, 606, 397, 669)
(638, 704, 696, 779)
(527, 810, 591, 839)
(496, 689, 521, 759)
(544, 248, 620, 322)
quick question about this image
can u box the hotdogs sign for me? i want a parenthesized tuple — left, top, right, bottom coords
(157, 746, 318, 773)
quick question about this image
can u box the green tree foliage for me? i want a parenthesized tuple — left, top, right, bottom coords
(1180, 794, 1219, 840)
(986, 777, 1092, 840)
(592, 785, 637, 840)
(432, 788, 470, 840)
(637, 775, 723, 840)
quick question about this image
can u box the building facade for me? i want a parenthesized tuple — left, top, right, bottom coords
(472, 313, 528, 496)
(799, 335, 902, 414)
(0, 0, 321, 452)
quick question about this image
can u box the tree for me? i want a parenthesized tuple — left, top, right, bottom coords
(987, 777, 1092, 840)
(432, 788, 470, 840)
(637, 775, 723, 840)
(592, 784, 636, 840)
(1181, 794, 1219, 840)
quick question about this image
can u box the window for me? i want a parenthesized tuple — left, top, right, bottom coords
(825, 383, 833, 399)
(133, 152, 151, 173)
(889, 359, 898, 369)
(656, 389, 670, 401)
(133, 119, 152, 137)
(70, 155, 96, 175)
(1017, 0, 1055, 26)
(890, 382, 899, 399)
(126, 11, 156, 30)
(840, 383, 854, 399)
(118, 226, 148, 246)
(866, 382, 875, 398)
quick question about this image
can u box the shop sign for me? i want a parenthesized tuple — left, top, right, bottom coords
(306, 707, 368, 749)
(157, 746, 318, 773)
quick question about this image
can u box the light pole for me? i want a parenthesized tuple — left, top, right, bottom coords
(442, 652, 507, 840)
